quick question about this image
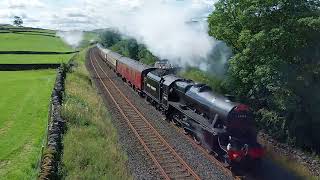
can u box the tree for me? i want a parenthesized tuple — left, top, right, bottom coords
(100, 29, 157, 64)
(13, 16, 23, 27)
(208, 0, 320, 152)
(99, 30, 121, 47)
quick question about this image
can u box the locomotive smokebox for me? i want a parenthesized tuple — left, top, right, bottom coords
(183, 84, 254, 139)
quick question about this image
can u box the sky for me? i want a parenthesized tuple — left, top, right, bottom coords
(0, 0, 216, 30)
(0, 0, 225, 71)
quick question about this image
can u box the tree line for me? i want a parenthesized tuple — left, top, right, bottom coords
(208, 0, 320, 152)
(99, 30, 157, 65)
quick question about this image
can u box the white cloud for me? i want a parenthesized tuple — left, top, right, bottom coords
(7, 0, 44, 8)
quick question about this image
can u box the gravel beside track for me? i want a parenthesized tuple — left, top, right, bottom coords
(87, 47, 235, 180)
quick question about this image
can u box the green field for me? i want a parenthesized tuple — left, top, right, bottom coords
(0, 70, 56, 179)
(0, 33, 72, 52)
(0, 28, 73, 64)
(0, 54, 73, 64)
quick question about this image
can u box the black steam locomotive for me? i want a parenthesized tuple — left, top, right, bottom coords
(97, 45, 264, 167)
(143, 69, 264, 166)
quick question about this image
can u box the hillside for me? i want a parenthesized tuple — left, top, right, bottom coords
(0, 26, 73, 64)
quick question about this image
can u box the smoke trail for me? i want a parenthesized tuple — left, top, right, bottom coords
(1, 0, 231, 74)
(84, 0, 227, 72)
(56, 31, 83, 48)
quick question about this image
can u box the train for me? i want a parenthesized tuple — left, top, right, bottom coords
(96, 44, 264, 167)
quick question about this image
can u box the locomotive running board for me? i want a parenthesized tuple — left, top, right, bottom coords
(168, 101, 226, 135)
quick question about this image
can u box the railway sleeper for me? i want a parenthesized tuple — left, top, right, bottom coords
(119, 104, 131, 107)
(149, 146, 167, 152)
(159, 155, 176, 162)
(145, 142, 163, 148)
(143, 131, 157, 136)
(150, 146, 168, 151)
(137, 129, 152, 135)
(131, 123, 147, 128)
(130, 119, 144, 123)
(131, 122, 147, 126)
(169, 172, 192, 179)
(131, 118, 144, 122)
(161, 162, 182, 169)
(159, 159, 177, 164)
(165, 167, 187, 173)
(135, 127, 150, 133)
(154, 150, 172, 156)
(142, 133, 157, 138)
(152, 150, 172, 157)
(127, 115, 141, 119)
(144, 137, 159, 142)
(123, 111, 138, 114)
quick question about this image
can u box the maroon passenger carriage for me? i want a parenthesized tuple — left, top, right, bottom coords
(99, 44, 156, 92)
(116, 57, 156, 92)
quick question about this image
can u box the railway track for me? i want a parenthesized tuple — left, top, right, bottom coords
(88, 48, 201, 180)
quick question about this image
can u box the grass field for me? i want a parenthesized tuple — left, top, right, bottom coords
(0, 54, 73, 64)
(0, 33, 72, 52)
(0, 27, 73, 64)
(61, 49, 131, 179)
(0, 70, 56, 179)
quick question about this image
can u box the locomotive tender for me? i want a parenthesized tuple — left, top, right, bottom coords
(97, 44, 264, 167)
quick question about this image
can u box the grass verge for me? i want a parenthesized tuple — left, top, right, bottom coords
(61, 48, 131, 179)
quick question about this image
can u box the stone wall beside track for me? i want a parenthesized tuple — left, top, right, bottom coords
(38, 65, 67, 180)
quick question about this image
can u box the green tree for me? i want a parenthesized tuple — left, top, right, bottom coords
(208, 0, 320, 151)
(99, 30, 158, 65)
(99, 30, 121, 47)
(13, 16, 23, 27)
(138, 45, 157, 65)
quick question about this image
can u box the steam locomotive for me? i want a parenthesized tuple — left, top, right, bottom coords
(96, 44, 264, 167)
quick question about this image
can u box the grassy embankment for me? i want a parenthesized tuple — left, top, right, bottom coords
(61, 48, 131, 179)
(0, 70, 56, 178)
(0, 26, 73, 179)
(0, 28, 73, 64)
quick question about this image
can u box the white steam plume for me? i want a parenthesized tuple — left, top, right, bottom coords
(1, 0, 227, 70)
(56, 31, 83, 48)
(84, 0, 220, 68)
